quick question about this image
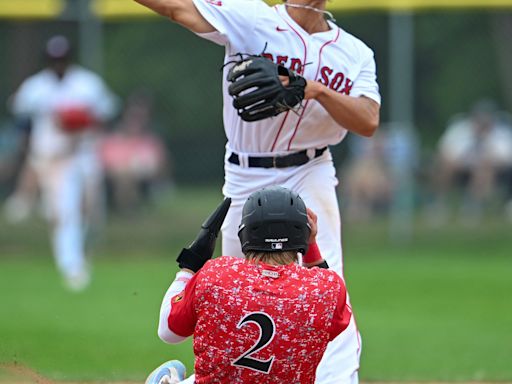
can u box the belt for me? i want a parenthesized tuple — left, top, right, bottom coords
(228, 147, 327, 168)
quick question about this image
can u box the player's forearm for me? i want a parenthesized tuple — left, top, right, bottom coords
(157, 271, 194, 344)
(306, 80, 380, 137)
(133, 0, 215, 33)
(134, 0, 176, 18)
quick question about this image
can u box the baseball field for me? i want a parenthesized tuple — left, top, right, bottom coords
(1, 186, 511, 383)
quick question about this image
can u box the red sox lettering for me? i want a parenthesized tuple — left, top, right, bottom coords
(262, 53, 302, 72)
(261, 53, 353, 95)
(319, 66, 354, 95)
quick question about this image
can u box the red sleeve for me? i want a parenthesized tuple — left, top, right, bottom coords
(167, 272, 200, 337)
(328, 276, 352, 341)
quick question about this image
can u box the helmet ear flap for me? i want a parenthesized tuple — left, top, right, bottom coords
(238, 186, 310, 254)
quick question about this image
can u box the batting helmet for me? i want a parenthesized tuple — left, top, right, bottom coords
(238, 186, 310, 254)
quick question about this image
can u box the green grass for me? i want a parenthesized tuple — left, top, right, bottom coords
(344, 220, 512, 381)
(1, 186, 511, 382)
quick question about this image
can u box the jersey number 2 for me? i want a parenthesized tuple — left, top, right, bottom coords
(231, 312, 275, 374)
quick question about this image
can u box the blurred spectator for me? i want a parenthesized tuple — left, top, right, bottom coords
(341, 124, 419, 225)
(429, 99, 512, 224)
(3, 35, 120, 291)
(342, 131, 393, 221)
(99, 90, 172, 214)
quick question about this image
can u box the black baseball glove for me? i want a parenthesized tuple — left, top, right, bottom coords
(176, 197, 231, 273)
(226, 55, 307, 122)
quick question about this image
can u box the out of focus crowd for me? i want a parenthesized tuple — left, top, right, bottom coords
(341, 98, 512, 225)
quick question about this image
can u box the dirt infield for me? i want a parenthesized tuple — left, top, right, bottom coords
(1, 363, 510, 384)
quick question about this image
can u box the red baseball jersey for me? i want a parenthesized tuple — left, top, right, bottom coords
(167, 256, 351, 383)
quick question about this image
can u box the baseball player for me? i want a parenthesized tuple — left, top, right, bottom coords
(146, 186, 352, 384)
(134, 0, 381, 382)
(8, 35, 119, 291)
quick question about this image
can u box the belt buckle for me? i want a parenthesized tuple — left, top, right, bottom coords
(273, 155, 287, 168)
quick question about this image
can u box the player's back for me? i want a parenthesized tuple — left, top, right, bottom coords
(192, 256, 345, 384)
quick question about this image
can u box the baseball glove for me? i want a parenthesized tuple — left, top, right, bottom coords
(226, 55, 307, 122)
(55, 105, 95, 133)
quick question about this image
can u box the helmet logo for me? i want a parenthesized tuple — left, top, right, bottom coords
(265, 237, 288, 250)
(265, 238, 288, 243)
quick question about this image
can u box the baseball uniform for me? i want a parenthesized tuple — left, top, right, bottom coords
(158, 256, 351, 383)
(11, 64, 118, 290)
(188, 1, 380, 382)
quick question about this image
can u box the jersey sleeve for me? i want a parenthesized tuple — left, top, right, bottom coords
(158, 270, 199, 343)
(350, 48, 381, 105)
(328, 275, 352, 341)
(192, 0, 260, 46)
(11, 76, 45, 117)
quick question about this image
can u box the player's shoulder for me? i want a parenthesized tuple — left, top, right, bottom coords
(335, 25, 376, 58)
(18, 68, 54, 89)
(67, 65, 104, 82)
(223, 0, 269, 7)
(196, 256, 248, 284)
(295, 264, 344, 287)
(196, 0, 267, 12)
(202, 255, 244, 270)
(224, 0, 268, 5)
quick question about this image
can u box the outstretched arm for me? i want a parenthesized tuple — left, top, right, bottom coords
(305, 82, 380, 137)
(133, 0, 215, 33)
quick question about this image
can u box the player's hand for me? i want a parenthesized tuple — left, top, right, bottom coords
(304, 80, 324, 100)
(306, 208, 318, 245)
(176, 197, 231, 273)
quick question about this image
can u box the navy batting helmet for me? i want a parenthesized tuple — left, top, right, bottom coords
(238, 186, 310, 254)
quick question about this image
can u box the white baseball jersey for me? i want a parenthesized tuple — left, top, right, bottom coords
(193, 0, 380, 155)
(187, 1, 380, 383)
(12, 65, 118, 161)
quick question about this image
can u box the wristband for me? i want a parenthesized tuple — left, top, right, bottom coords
(303, 242, 322, 264)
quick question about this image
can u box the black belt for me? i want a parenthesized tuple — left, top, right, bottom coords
(228, 147, 327, 168)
